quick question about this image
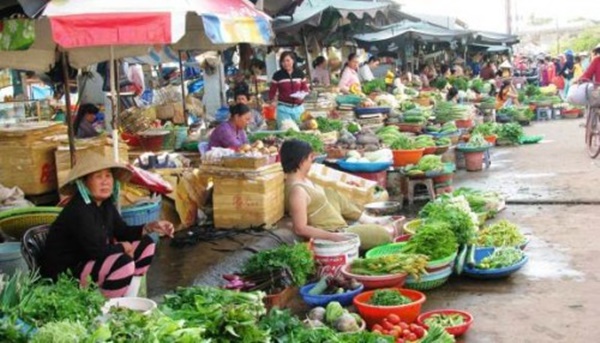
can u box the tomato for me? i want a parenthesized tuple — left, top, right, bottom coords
(409, 323, 420, 331)
(387, 313, 401, 325)
(382, 320, 395, 331)
(372, 324, 383, 332)
(402, 329, 412, 338)
(406, 333, 417, 341)
(392, 325, 403, 333)
(382, 330, 390, 336)
(412, 326, 425, 338)
(396, 339, 405, 343)
(399, 322, 409, 330)
(388, 329, 400, 338)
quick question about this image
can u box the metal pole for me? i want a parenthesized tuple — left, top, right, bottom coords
(301, 29, 313, 86)
(178, 50, 188, 125)
(61, 52, 76, 167)
(110, 45, 119, 162)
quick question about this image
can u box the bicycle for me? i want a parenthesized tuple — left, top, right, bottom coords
(578, 81, 600, 158)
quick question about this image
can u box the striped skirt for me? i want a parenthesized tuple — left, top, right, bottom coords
(77, 235, 156, 298)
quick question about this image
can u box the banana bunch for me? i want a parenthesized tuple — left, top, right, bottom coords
(349, 83, 362, 95)
(350, 253, 429, 280)
(385, 70, 395, 85)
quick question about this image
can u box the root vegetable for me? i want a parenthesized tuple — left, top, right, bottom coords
(308, 307, 326, 322)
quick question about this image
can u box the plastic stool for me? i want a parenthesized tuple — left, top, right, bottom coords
(407, 179, 436, 205)
(536, 107, 552, 121)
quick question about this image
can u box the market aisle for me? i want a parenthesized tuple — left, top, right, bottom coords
(438, 118, 600, 342)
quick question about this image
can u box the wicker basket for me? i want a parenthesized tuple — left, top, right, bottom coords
(0, 207, 62, 239)
(121, 200, 161, 227)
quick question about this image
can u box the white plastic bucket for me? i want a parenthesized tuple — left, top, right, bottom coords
(312, 233, 360, 277)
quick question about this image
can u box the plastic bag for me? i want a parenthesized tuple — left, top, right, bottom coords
(567, 83, 591, 106)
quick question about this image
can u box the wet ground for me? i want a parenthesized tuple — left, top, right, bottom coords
(148, 118, 600, 342)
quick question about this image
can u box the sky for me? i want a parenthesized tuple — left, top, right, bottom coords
(398, 0, 600, 33)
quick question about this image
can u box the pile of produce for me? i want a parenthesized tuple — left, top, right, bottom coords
(350, 253, 428, 279)
(371, 313, 455, 343)
(423, 313, 465, 328)
(261, 309, 392, 342)
(435, 136, 452, 147)
(470, 79, 485, 94)
(401, 108, 430, 125)
(403, 222, 458, 260)
(476, 248, 525, 269)
(419, 195, 479, 246)
(472, 122, 498, 137)
(413, 135, 436, 149)
(431, 77, 448, 90)
(464, 133, 490, 149)
(477, 220, 526, 247)
(238, 140, 280, 156)
(448, 76, 469, 92)
(405, 155, 444, 176)
(306, 302, 364, 333)
(308, 275, 363, 296)
(390, 135, 417, 150)
(345, 149, 393, 163)
(433, 102, 469, 123)
(496, 123, 524, 145)
(369, 289, 412, 306)
(363, 79, 387, 95)
(376, 126, 404, 146)
(284, 130, 326, 153)
(222, 268, 293, 294)
(241, 243, 314, 286)
(427, 121, 458, 134)
(315, 117, 344, 133)
(451, 188, 504, 215)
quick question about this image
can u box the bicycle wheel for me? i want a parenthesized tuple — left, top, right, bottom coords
(586, 107, 600, 158)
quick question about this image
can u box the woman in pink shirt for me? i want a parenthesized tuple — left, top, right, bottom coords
(338, 53, 361, 93)
(580, 44, 600, 83)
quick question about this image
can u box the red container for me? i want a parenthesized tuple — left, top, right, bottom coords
(393, 148, 425, 167)
(422, 146, 437, 155)
(341, 265, 407, 290)
(484, 135, 497, 145)
(417, 309, 474, 337)
(353, 288, 426, 327)
(262, 105, 276, 121)
(455, 119, 473, 129)
(138, 134, 166, 151)
(394, 234, 412, 243)
(351, 170, 387, 188)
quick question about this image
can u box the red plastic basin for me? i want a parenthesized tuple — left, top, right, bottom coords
(340, 264, 407, 290)
(353, 288, 426, 327)
(417, 309, 474, 337)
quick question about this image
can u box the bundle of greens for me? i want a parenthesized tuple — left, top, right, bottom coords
(448, 76, 469, 91)
(284, 130, 325, 153)
(496, 123, 524, 144)
(420, 323, 456, 343)
(350, 253, 428, 279)
(411, 155, 444, 173)
(472, 122, 498, 137)
(413, 135, 436, 148)
(376, 126, 403, 146)
(434, 102, 469, 122)
(362, 79, 387, 95)
(161, 286, 268, 341)
(390, 135, 417, 150)
(242, 243, 315, 286)
(402, 108, 429, 124)
(435, 137, 452, 147)
(477, 220, 526, 247)
(470, 79, 485, 93)
(440, 121, 458, 134)
(419, 196, 479, 246)
(431, 77, 448, 90)
(403, 222, 458, 260)
(31, 320, 91, 343)
(18, 274, 105, 328)
(465, 133, 490, 149)
(476, 248, 525, 269)
(316, 117, 344, 133)
(369, 289, 412, 306)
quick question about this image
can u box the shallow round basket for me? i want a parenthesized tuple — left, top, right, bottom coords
(340, 264, 407, 290)
(363, 201, 402, 217)
(0, 207, 62, 239)
(102, 297, 157, 315)
(121, 201, 161, 227)
(463, 247, 529, 279)
(300, 282, 365, 307)
(353, 288, 426, 326)
(403, 219, 422, 235)
(404, 265, 453, 291)
(417, 309, 474, 337)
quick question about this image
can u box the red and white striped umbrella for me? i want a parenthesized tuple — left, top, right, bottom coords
(43, 0, 273, 48)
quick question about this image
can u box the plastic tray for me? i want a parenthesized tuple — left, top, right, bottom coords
(405, 266, 453, 290)
(300, 282, 365, 307)
(463, 247, 529, 279)
(337, 160, 392, 173)
(519, 135, 544, 144)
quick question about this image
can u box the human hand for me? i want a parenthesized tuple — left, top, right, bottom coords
(329, 233, 350, 242)
(145, 220, 175, 238)
(121, 242, 135, 257)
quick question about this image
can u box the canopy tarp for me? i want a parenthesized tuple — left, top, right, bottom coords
(353, 20, 471, 48)
(471, 31, 519, 46)
(273, 0, 390, 33)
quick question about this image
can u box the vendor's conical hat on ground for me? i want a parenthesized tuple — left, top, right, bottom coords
(60, 151, 131, 195)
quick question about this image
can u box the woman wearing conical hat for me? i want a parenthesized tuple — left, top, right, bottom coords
(40, 152, 174, 298)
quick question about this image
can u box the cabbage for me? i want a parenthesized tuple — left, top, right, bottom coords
(347, 150, 362, 159)
(325, 302, 345, 325)
(364, 149, 393, 163)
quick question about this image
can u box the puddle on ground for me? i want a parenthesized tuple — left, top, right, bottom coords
(522, 235, 585, 281)
(510, 172, 557, 179)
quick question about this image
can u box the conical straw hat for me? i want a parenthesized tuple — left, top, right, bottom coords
(59, 151, 131, 195)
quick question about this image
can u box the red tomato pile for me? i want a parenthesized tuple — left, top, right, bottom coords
(371, 314, 426, 343)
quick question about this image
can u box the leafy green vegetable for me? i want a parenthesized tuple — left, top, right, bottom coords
(420, 323, 456, 343)
(242, 243, 314, 286)
(350, 253, 428, 279)
(415, 155, 444, 172)
(470, 79, 485, 93)
(435, 137, 452, 146)
(431, 77, 448, 90)
(404, 222, 458, 260)
(465, 133, 490, 149)
(0, 270, 39, 315)
(448, 76, 469, 91)
(0, 317, 29, 343)
(284, 130, 325, 153)
(472, 122, 498, 137)
(19, 274, 105, 328)
(419, 196, 479, 246)
(325, 302, 345, 325)
(413, 135, 436, 148)
(423, 313, 465, 328)
(32, 320, 88, 343)
(390, 135, 416, 150)
(369, 289, 412, 306)
(476, 247, 524, 269)
(161, 286, 268, 342)
(434, 102, 469, 122)
(478, 220, 526, 247)
(316, 117, 344, 133)
(362, 79, 387, 95)
(496, 123, 524, 144)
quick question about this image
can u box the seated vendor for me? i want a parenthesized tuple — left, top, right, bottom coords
(281, 139, 362, 242)
(40, 152, 174, 298)
(495, 79, 519, 110)
(74, 103, 101, 138)
(208, 103, 252, 150)
(234, 88, 265, 132)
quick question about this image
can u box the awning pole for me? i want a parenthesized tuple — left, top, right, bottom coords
(110, 45, 119, 162)
(178, 50, 188, 125)
(61, 52, 76, 167)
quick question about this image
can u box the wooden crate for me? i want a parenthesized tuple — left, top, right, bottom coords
(211, 165, 284, 229)
(55, 138, 129, 188)
(0, 123, 66, 195)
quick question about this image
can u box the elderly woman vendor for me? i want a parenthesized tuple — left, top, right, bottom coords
(281, 140, 363, 242)
(41, 152, 174, 298)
